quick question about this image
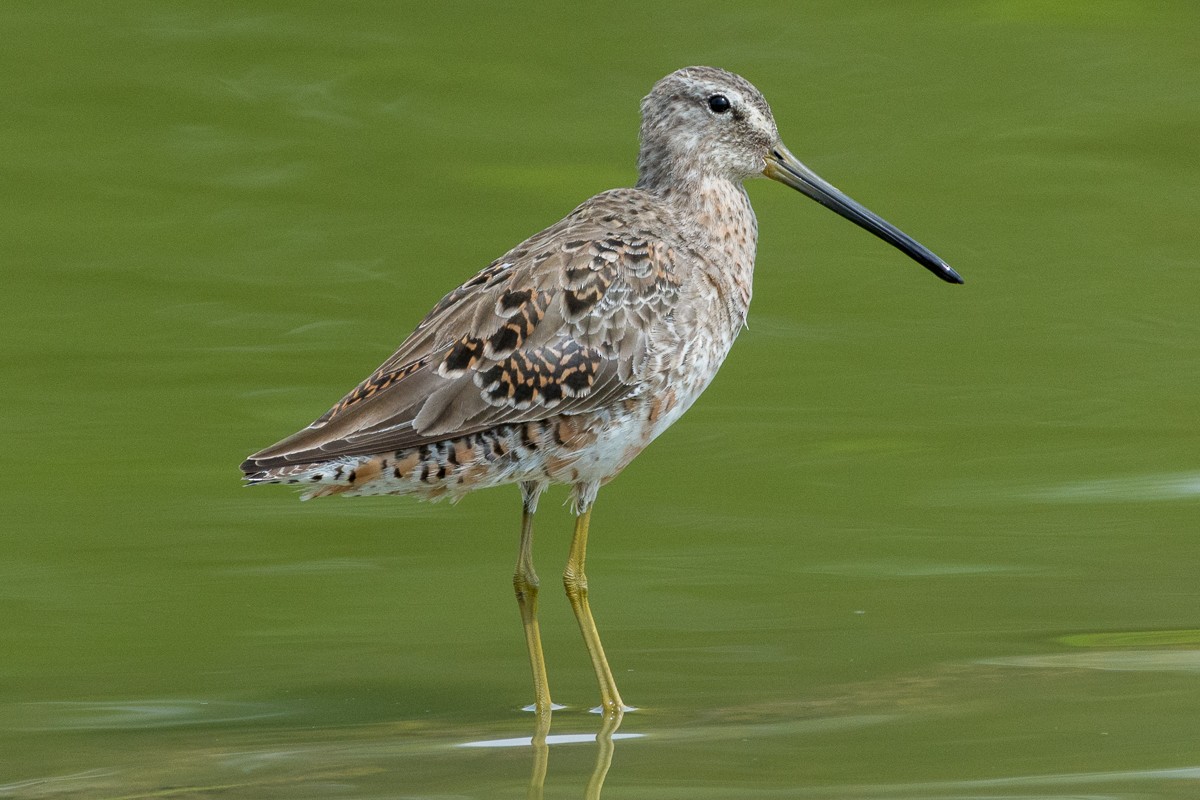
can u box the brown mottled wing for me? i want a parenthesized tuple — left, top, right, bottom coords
(242, 190, 683, 472)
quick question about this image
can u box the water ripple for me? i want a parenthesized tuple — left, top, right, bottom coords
(981, 649, 1200, 672)
(11, 699, 288, 731)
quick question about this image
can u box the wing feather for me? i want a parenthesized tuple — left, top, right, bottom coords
(242, 189, 684, 473)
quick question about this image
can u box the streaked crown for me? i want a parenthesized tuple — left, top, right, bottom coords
(637, 66, 781, 190)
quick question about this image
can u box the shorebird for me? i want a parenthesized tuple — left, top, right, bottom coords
(241, 66, 961, 716)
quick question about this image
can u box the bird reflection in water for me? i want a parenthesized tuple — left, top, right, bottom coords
(461, 709, 637, 799)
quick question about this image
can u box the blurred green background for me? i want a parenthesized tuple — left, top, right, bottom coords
(3, 1, 1199, 797)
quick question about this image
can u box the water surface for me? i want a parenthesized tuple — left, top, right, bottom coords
(3, 2, 1199, 797)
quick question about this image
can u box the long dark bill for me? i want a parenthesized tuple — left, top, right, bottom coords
(764, 145, 963, 284)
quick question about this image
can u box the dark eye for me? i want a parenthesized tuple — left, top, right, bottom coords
(707, 94, 732, 114)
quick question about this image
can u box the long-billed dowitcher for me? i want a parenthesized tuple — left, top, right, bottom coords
(241, 66, 961, 716)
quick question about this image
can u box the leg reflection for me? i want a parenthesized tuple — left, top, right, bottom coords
(585, 707, 624, 800)
(525, 707, 626, 800)
(527, 707, 551, 800)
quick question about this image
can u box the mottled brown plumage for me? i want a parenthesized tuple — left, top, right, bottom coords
(241, 66, 960, 715)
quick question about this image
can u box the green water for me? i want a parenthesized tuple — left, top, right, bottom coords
(4, 2, 1199, 797)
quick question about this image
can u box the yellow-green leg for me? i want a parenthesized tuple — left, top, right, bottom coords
(514, 482, 552, 715)
(563, 507, 626, 714)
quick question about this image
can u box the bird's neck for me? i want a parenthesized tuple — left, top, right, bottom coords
(639, 171, 758, 325)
